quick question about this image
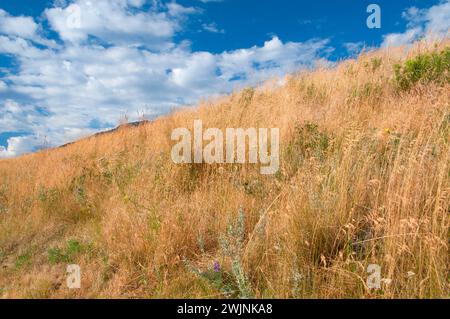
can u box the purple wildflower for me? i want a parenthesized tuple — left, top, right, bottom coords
(213, 261, 221, 273)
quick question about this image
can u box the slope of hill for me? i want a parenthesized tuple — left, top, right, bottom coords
(0, 41, 448, 299)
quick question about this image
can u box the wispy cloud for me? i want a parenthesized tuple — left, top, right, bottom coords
(198, 0, 225, 3)
(343, 41, 365, 56)
(202, 22, 225, 33)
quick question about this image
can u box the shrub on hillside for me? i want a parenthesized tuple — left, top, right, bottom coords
(394, 48, 450, 90)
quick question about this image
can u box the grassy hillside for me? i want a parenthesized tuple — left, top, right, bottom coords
(0, 40, 449, 299)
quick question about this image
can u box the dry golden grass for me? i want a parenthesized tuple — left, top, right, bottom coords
(0, 40, 448, 299)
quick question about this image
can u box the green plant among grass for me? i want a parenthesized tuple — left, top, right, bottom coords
(364, 57, 383, 72)
(302, 82, 328, 104)
(37, 186, 61, 216)
(371, 57, 383, 71)
(69, 173, 88, 205)
(0, 185, 8, 214)
(350, 83, 383, 103)
(15, 252, 31, 269)
(184, 259, 237, 297)
(394, 48, 450, 90)
(219, 208, 253, 299)
(184, 208, 254, 298)
(47, 240, 85, 265)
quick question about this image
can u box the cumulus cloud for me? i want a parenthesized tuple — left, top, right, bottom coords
(426, 1, 450, 35)
(0, 133, 55, 158)
(0, 135, 39, 158)
(0, 9, 57, 48)
(382, 0, 450, 47)
(0, 9, 38, 39)
(45, 0, 197, 48)
(0, 100, 48, 135)
(0, 35, 48, 58)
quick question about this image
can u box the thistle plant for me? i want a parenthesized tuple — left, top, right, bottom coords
(219, 207, 253, 299)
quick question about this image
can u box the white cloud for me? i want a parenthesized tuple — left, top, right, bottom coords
(0, 134, 47, 158)
(382, 0, 450, 47)
(202, 22, 225, 33)
(45, 0, 197, 48)
(0, 80, 7, 91)
(217, 37, 331, 86)
(383, 27, 423, 47)
(426, 0, 450, 35)
(343, 42, 365, 56)
(167, 2, 199, 17)
(171, 52, 216, 87)
(0, 9, 58, 48)
(0, 100, 47, 134)
(0, 35, 49, 58)
(0, 9, 38, 39)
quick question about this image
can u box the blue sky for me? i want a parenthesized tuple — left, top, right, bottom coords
(0, 0, 449, 157)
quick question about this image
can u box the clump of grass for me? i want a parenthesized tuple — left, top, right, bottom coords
(15, 252, 32, 269)
(350, 82, 383, 103)
(370, 57, 383, 71)
(394, 48, 450, 90)
(301, 82, 328, 104)
(38, 186, 61, 216)
(47, 239, 85, 265)
(0, 185, 7, 214)
(239, 87, 255, 108)
(284, 122, 331, 176)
